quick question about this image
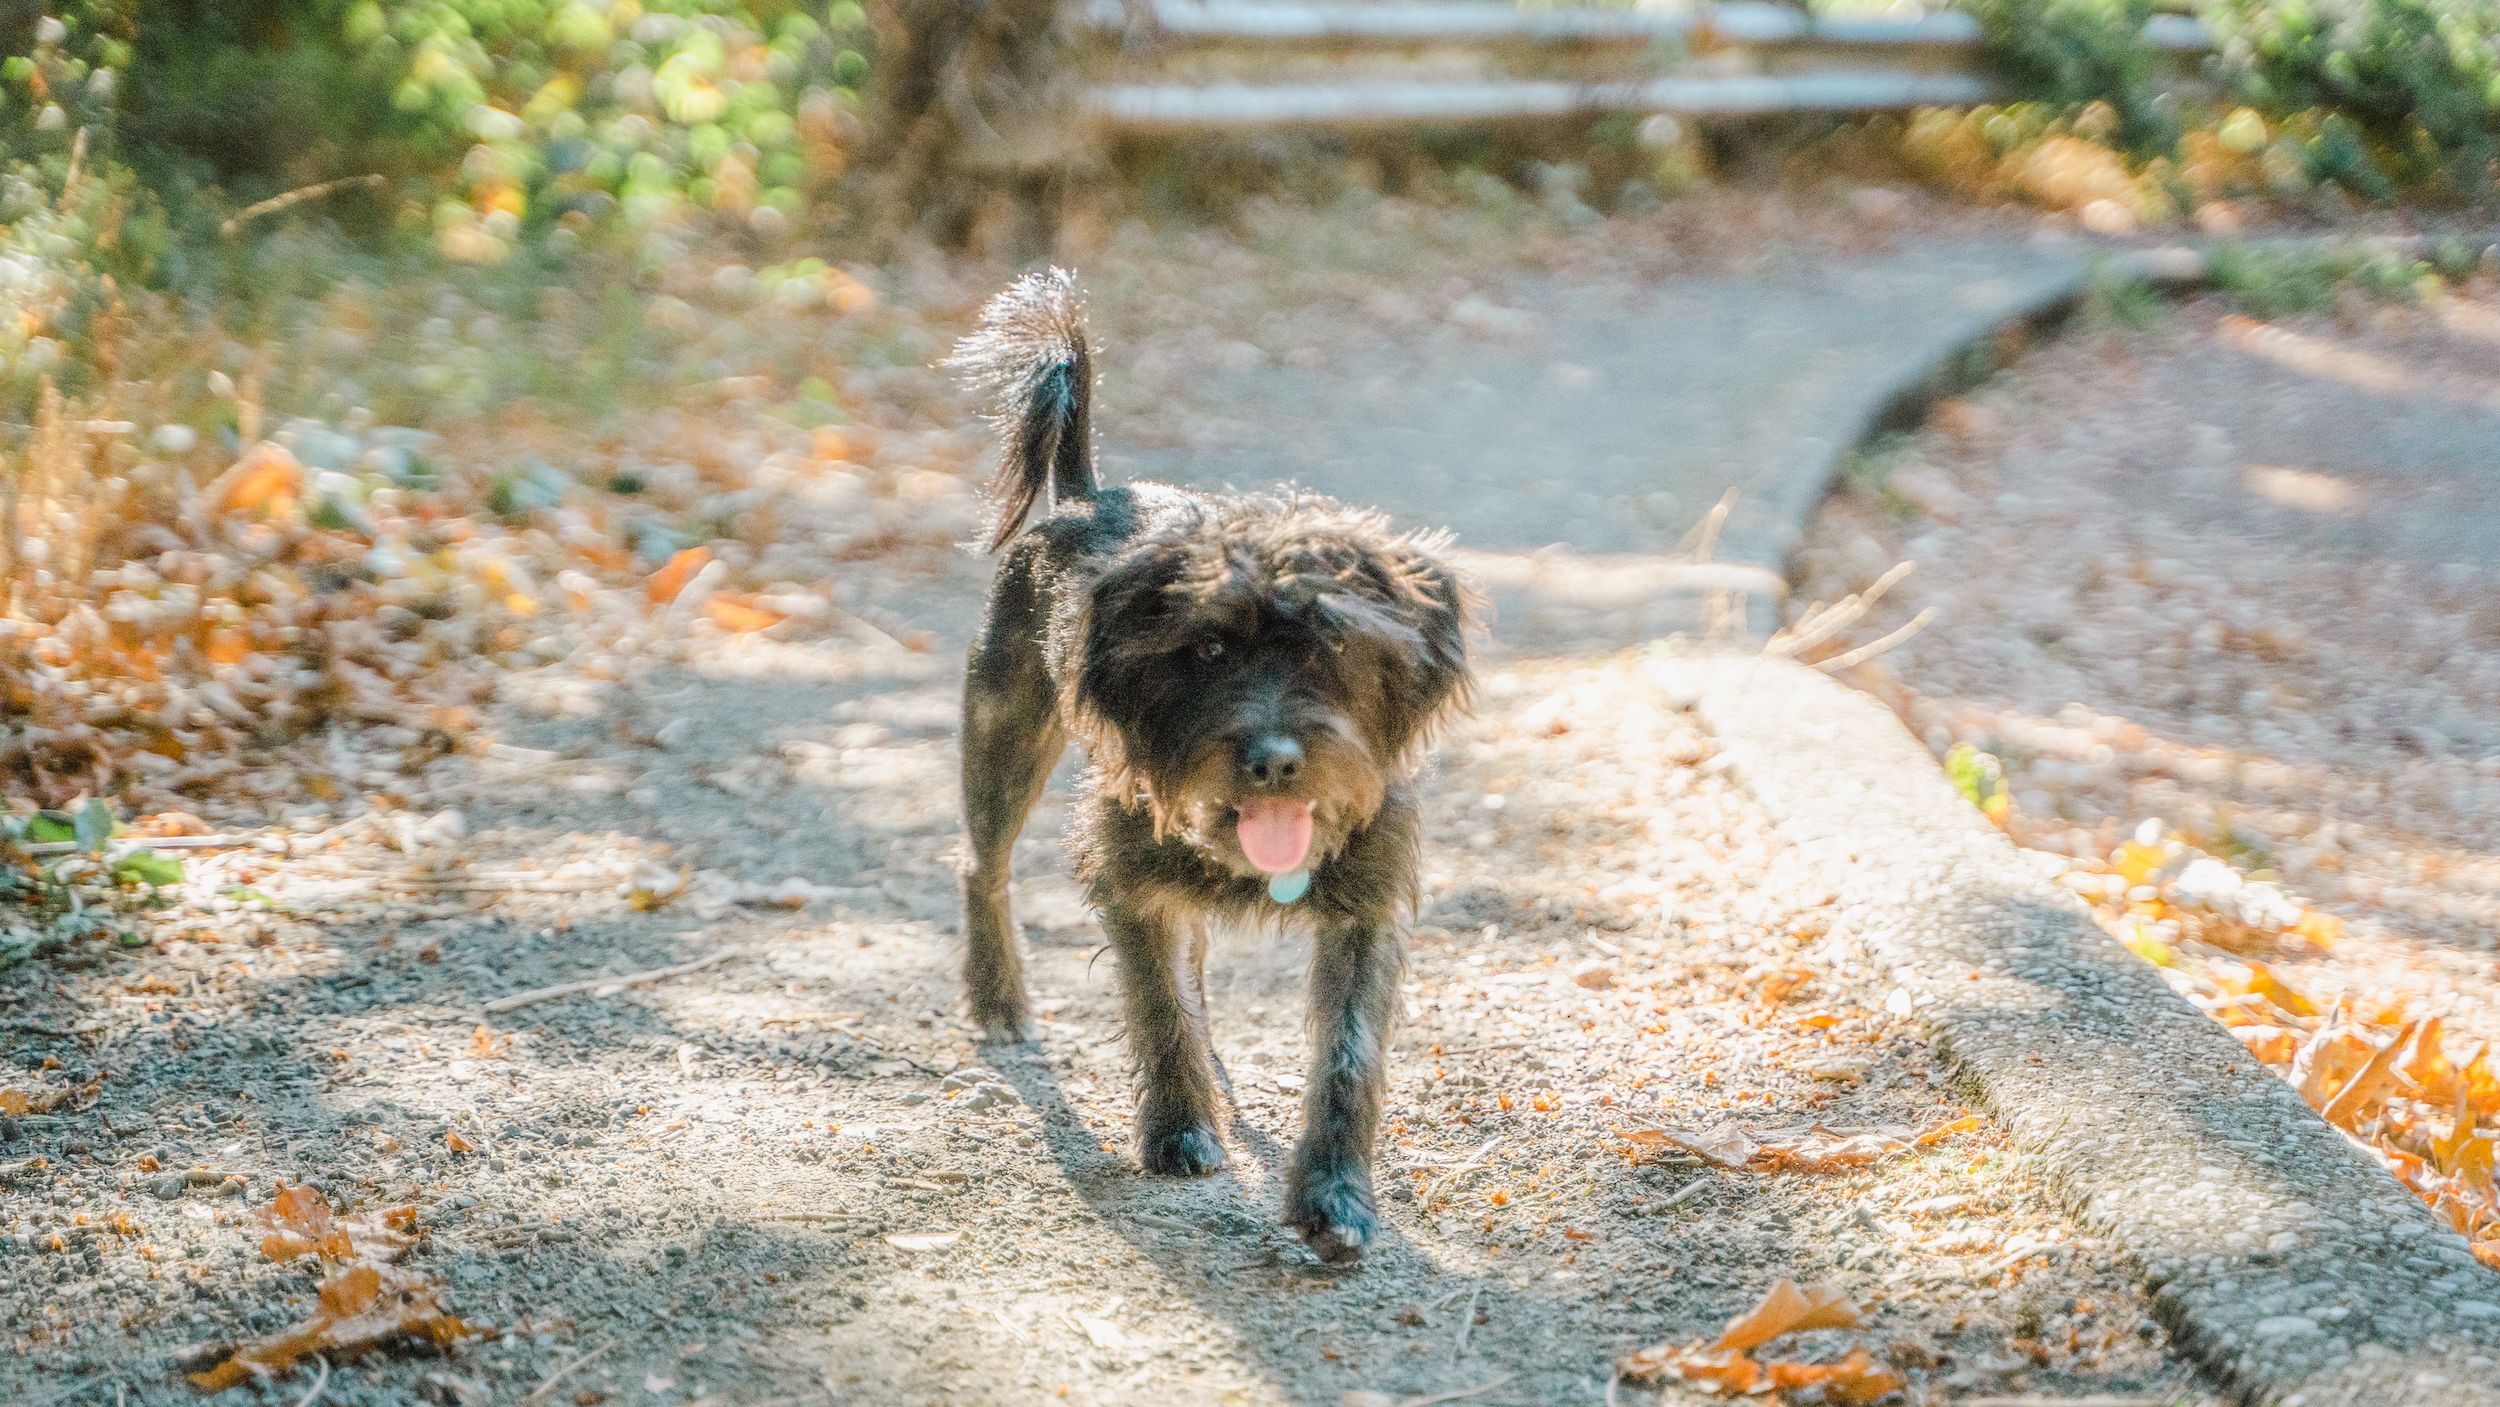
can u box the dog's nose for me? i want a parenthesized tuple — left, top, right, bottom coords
(1241, 735, 1304, 787)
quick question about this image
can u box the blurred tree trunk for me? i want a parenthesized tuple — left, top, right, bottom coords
(865, 0, 1079, 252)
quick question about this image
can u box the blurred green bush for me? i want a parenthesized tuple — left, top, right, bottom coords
(3, 1, 870, 260)
(1966, 0, 2500, 196)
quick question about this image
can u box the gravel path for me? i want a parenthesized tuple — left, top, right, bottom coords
(0, 587, 2207, 1404)
(0, 199, 2239, 1405)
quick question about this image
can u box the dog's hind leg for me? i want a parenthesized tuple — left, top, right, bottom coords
(1103, 899, 1228, 1176)
(959, 561, 1064, 1044)
(1285, 917, 1402, 1262)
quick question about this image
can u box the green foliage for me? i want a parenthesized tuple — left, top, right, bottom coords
(2207, 0, 2500, 180)
(1963, 0, 2500, 197)
(5, 1, 871, 257)
(2204, 239, 2435, 315)
(1944, 743, 2010, 818)
(1964, 0, 2175, 151)
(2, 803, 175, 968)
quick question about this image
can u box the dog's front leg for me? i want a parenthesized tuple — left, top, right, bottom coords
(1103, 899, 1228, 1176)
(1287, 917, 1402, 1262)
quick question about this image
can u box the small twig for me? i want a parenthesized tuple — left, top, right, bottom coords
(1813, 606, 1937, 672)
(1402, 1374, 1513, 1407)
(1654, 1178, 1711, 1214)
(1420, 1136, 1503, 1210)
(1449, 1285, 1482, 1363)
(523, 1338, 615, 1404)
(1770, 560, 1914, 658)
(753, 1210, 878, 1225)
(219, 174, 387, 239)
(1678, 488, 1736, 566)
(292, 1353, 331, 1407)
(20, 833, 259, 858)
(382, 873, 610, 893)
(480, 949, 735, 1015)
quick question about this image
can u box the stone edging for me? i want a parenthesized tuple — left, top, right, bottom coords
(1656, 653, 2500, 1407)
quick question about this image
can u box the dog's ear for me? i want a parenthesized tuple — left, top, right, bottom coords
(1065, 536, 1195, 780)
(1331, 537, 1475, 760)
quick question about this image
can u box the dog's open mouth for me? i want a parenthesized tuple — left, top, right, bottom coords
(1234, 797, 1315, 874)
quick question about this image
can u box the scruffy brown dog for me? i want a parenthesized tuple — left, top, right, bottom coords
(948, 270, 1473, 1262)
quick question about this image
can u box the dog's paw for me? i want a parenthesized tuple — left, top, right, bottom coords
(1284, 1171, 1376, 1264)
(968, 999, 1038, 1046)
(1139, 1122, 1228, 1177)
(973, 1015, 1039, 1046)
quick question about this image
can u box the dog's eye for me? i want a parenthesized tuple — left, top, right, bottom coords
(1193, 639, 1227, 664)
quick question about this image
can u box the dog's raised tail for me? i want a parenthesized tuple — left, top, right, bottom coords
(948, 268, 1097, 552)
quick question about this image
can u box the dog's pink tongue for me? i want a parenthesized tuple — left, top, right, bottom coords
(1235, 798, 1315, 874)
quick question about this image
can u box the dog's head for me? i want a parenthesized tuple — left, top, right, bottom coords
(1069, 495, 1474, 877)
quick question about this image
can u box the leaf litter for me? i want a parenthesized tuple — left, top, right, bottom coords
(187, 1185, 478, 1392)
(1618, 1278, 1906, 1402)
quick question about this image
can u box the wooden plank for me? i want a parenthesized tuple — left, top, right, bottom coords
(1086, 0, 1998, 47)
(1085, 0, 2216, 53)
(1083, 70, 2003, 130)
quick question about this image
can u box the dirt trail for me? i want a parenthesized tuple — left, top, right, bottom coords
(4, 212, 2224, 1405)
(5, 553, 2203, 1407)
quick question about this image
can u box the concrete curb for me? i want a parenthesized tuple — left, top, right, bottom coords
(1657, 653, 2500, 1406)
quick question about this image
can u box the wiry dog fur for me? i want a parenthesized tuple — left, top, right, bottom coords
(949, 269, 1474, 1262)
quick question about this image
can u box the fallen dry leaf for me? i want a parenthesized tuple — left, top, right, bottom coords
(189, 1260, 473, 1391)
(257, 1184, 416, 1265)
(193, 1188, 467, 1391)
(1618, 1280, 1896, 1401)
(645, 546, 713, 605)
(703, 592, 787, 633)
(1716, 1279, 1861, 1353)
(1765, 1346, 1907, 1404)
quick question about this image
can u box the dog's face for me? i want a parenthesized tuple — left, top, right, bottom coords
(1070, 497, 1472, 877)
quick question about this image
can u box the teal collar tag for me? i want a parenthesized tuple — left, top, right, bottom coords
(1267, 869, 1312, 904)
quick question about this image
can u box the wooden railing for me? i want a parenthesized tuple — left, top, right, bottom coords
(1076, 0, 2215, 132)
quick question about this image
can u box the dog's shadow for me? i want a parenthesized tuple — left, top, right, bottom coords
(985, 1035, 1465, 1316)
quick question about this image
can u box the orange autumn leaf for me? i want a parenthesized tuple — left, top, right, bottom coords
(1766, 1347, 1908, 1405)
(2320, 1020, 2422, 1130)
(2293, 908, 2343, 949)
(2232, 1024, 2302, 1065)
(2462, 1045, 2500, 1120)
(211, 444, 303, 517)
(2476, 1240, 2500, 1272)
(644, 546, 712, 604)
(1759, 968, 1810, 1008)
(704, 592, 787, 633)
(1913, 1114, 1984, 1147)
(255, 1184, 415, 1265)
(1716, 1279, 1861, 1353)
(2220, 958, 2318, 1020)
(1619, 1282, 1889, 1399)
(187, 1260, 472, 1392)
(2434, 1092, 2497, 1198)
(445, 1130, 477, 1154)
(202, 627, 251, 665)
(2114, 839, 2167, 888)
(0, 1090, 30, 1116)
(1617, 1342, 1761, 1393)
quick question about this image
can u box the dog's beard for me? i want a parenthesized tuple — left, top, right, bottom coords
(1120, 719, 1387, 877)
